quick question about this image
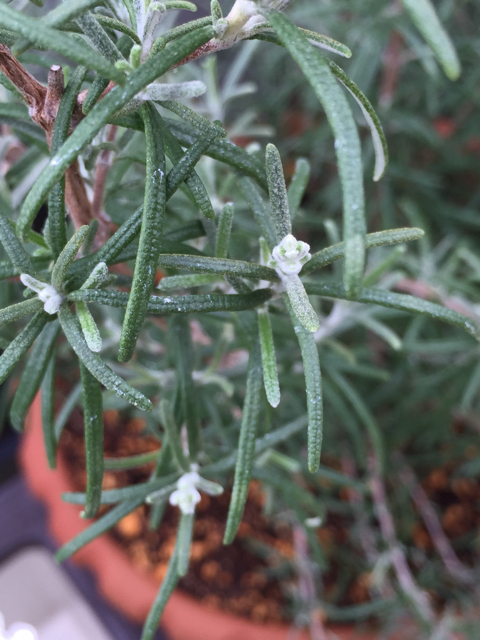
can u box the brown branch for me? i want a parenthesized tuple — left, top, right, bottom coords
(368, 455, 435, 624)
(396, 458, 475, 587)
(64, 160, 94, 231)
(0, 46, 100, 234)
(291, 525, 327, 640)
(379, 30, 403, 109)
(395, 277, 478, 320)
(92, 125, 117, 220)
(0, 44, 46, 116)
(341, 456, 396, 600)
(43, 65, 64, 123)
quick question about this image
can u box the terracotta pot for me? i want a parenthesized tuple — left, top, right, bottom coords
(21, 395, 377, 640)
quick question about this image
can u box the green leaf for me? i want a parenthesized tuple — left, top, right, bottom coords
(358, 315, 402, 351)
(159, 398, 190, 472)
(82, 75, 114, 116)
(51, 226, 90, 291)
(265, 143, 291, 241)
(157, 274, 220, 291)
(165, 118, 268, 191)
(0, 210, 35, 275)
(0, 117, 49, 154)
(304, 283, 480, 341)
(10, 321, 60, 431)
(42, 355, 57, 469)
(328, 368, 384, 472)
(177, 512, 194, 577)
(237, 176, 277, 250)
(297, 27, 351, 58)
(64, 471, 179, 505)
(104, 449, 160, 470)
(266, 11, 365, 298)
(16, 25, 216, 239)
(96, 15, 141, 44)
(156, 254, 278, 281)
(0, 298, 43, 328)
(165, 126, 219, 203)
(400, 0, 461, 80)
(327, 60, 388, 182)
(0, 311, 48, 385)
(223, 341, 263, 544)
(119, 104, 166, 362)
(303, 227, 425, 275)
(284, 275, 319, 332)
(164, 221, 205, 244)
(57, 305, 152, 410)
(0, 3, 125, 84)
(287, 158, 310, 220)
(76, 12, 125, 63)
(54, 382, 82, 441)
(81, 219, 99, 257)
(160, 100, 225, 139)
(151, 16, 212, 55)
(251, 28, 352, 59)
(0, 70, 25, 101)
(69, 287, 273, 314)
(170, 315, 201, 459)
(156, 114, 216, 220)
(56, 497, 144, 562)
(140, 530, 181, 640)
(81, 261, 109, 290)
(80, 362, 104, 519)
(257, 308, 280, 408)
(12, 0, 106, 55)
(284, 295, 323, 472)
(49, 66, 88, 258)
(76, 301, 102, 352)
(215, 203, 234, 259)
(362, 245, 406, 287)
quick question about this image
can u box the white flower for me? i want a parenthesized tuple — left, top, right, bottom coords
(169, 471, 202, 515)
(268, 234, 311, 278)
(20, 274, 64, 315)
(0, 614, 38, 640)
(168, 468, 223, 515)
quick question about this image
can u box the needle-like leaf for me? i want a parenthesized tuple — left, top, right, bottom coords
(69, 287, 273, 314)
(265, 11, 366, 298)
(80, 362, 104, 519)
(265, 143, 292, 241)
(0, 312, 48, 385)
(258, 308, 280, 408)
(400, 0, 461, 80)
(284, 295, 323, 472)
(58, 305, 152, 410)
(10, 321, 60, 431)
(224, 341, 263, 544)
(119, 104, 166, 362)
(305, 283, 480, 341)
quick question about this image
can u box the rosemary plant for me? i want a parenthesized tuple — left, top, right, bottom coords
(0, 0, 476, 637)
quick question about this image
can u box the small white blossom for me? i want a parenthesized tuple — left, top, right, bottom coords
(20, 274, 64, 315)
(268, 234, 311, 278)
(168, 467, 223, 515)
(169, 471, 202, 515)
(0, 614, 38, 640)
